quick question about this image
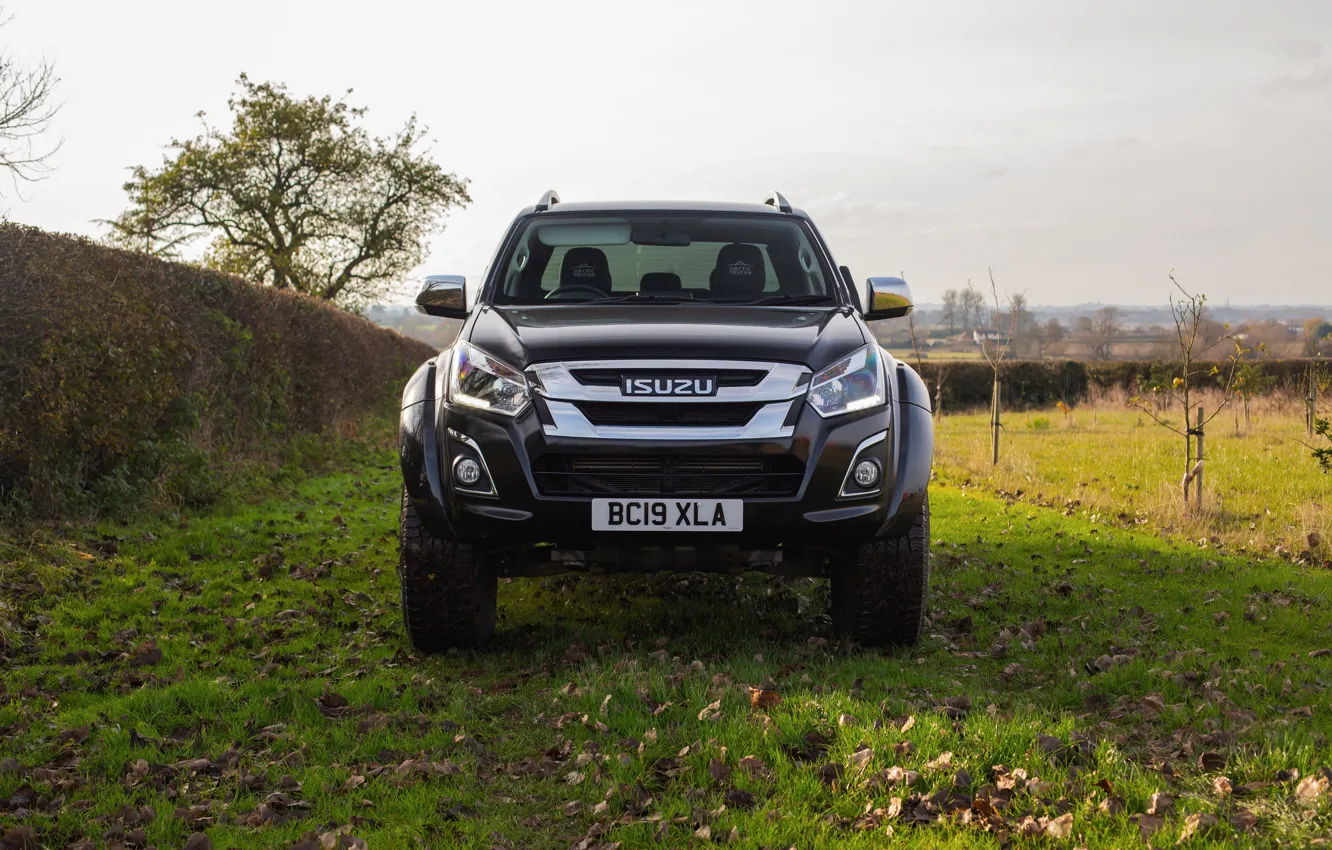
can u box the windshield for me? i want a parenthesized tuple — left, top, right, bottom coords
(489, 212, 839, 306)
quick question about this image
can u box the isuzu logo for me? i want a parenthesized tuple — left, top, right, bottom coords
(621, 375, 718, 397)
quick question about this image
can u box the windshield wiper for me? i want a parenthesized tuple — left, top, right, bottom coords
(740, 294, 836, 306)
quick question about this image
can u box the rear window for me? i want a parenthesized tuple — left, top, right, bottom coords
(491, 212, 836, 306)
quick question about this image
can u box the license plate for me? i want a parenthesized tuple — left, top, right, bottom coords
(592, 499, 743, 531)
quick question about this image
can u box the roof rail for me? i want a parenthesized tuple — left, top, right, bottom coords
(535, 189, 561, 212)
(762, 191, 792, 213)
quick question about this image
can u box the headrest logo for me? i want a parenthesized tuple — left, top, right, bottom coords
(571, 263, 597, 278)
(727, 260, 753, 276)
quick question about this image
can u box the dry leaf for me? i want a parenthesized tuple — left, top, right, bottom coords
(1045, 812, 1073, 839)
(1147, 791, 1175, 816)
(1295, 775, 1329, 804)
(750, 689, 781, 710)
(1177, 812, 1219, 842)
(698, 699, 722, 722)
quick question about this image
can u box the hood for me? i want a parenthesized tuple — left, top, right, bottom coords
(464, 305, 869, 371)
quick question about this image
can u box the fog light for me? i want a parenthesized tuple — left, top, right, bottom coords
(454, 456, 482, 486)
(853, 459, 880, 488)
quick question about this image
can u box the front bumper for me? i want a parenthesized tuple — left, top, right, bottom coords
(413, 398, 906, 552)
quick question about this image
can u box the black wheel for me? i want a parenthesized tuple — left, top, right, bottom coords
(397, 489, 497, 651)
(830, 494, 931, 647)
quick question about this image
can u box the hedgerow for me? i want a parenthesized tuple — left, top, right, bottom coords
(0, 223, 434, 518)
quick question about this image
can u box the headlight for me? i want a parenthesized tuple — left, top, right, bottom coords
(807, 345, 885, 418)
(448, 341, 530, 416)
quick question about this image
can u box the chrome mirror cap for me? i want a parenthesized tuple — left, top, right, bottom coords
(864, 277, 914, 320)
(416, 275, 468, 318)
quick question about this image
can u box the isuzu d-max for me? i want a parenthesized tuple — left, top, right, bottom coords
(398, 192, 933, 650)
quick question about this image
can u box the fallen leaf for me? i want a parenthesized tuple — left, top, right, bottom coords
(698, 699, 722, 722)
(1147, 791, 1175, 816)
(708, 758, 731, 783)
(900, 715, 916, 734)
(130, 640, 163, 667)
(1197, 752, 1226, 771)
(182, 834, 213, 850)
(925, 752, 954, 771)
(750, 689, 781, 711)
(1295, 775, 1329, 804)
(738, 756, 770, 779)
(1229, 809, 1258, 832)
(942, 694, 971, 718)
(1045, 812, 1073, 839)
(1132, 813, 1166, 840)
(1142, 694, 1166, 715)
(725, 789, 757, 809)
(1177, 812, 1219, 842)
(1213, 776, 1233, 795)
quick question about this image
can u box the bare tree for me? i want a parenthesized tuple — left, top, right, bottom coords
(1030, 318, 1065, 360)
(1128, 274, 1243, 509)
(975, 270, 1019, 465)
(1092, 306, 1119, 360)
(0, 10, 60, 194)
(959, 286, 987, 333)
(940, 289, 960, 336)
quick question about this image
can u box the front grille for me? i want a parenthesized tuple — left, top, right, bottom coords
(576, 401, 761, 427)
(532, 455, 805, 496)
(571, 368, 766, 388)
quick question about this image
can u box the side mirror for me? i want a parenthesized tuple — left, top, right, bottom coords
(415, 275, 468, 319)
(863, 277, 914, 320)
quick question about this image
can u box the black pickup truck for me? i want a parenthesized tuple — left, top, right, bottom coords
(398, 192, 934, 650)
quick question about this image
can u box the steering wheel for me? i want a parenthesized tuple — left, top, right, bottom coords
(545, 284, 608, 301)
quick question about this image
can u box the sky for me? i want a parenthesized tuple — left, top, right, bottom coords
(3, 0, 1331, 306)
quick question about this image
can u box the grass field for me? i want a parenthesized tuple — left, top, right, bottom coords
(4, 425, 1332, 848)
(934, 396, 1332, 562)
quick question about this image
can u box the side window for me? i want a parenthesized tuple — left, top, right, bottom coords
(539, 247, 569, 292)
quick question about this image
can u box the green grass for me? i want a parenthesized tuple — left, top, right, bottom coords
(3, 428, 1332, 848)
(935, 403, 1332, 560)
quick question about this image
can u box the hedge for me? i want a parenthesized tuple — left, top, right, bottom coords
(913, 358, 1324, 411)
(0, 223, 435, 518)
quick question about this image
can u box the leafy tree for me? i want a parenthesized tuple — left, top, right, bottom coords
(1315, 416, 1331, 472)
(106, 76, 471, 308)
(1230, 358, 1273, 433)
(1304, 320, 1332, 356)
(0, 9, 60, 193)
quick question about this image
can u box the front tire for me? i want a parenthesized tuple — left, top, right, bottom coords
(398, 490, 497, 651)
(830, 494, 931, 647)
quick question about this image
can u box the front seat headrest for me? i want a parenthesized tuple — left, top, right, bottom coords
(640, 272, 683, 293)
(710, 243, 766, 297)
(559, 247, 612, 293)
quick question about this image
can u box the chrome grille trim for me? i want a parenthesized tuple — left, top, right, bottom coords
(542, 399, 796, 441)
(530, 359, 809, 404)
